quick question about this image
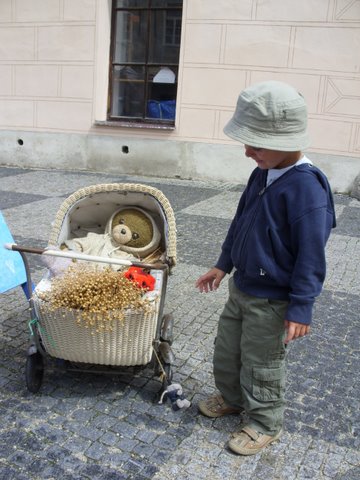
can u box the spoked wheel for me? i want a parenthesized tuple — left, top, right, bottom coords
(161, 362, 173, 391)
(154, 355, 173, 385)
(153, 341, 175, 392)
(25, 352, 44, 393)
(163, 363, 173, 383)
(154, 353, 172, 378)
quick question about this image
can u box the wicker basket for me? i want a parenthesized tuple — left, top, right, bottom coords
(33, 295, 160, 366)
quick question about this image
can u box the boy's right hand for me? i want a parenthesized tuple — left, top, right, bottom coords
(195, 267, 226, 293)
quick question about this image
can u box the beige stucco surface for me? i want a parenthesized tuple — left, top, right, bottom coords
(0, 0, 359, 193)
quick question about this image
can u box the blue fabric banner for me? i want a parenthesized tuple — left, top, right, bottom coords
(0, 211, 27, 293)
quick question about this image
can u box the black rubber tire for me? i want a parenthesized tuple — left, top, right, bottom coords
(162, 363, 173, 389)
(25, 352, 44, 393)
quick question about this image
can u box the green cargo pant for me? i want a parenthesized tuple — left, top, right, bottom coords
(213, 276, 288, 435)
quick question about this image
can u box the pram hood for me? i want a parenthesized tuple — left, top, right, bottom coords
(48, 183, 177, 267)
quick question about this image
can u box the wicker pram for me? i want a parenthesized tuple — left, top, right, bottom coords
(11, 183, 177, 392)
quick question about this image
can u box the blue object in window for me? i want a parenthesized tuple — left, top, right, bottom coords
(147, 100, 176, 120)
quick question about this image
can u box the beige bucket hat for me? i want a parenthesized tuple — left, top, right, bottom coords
(223, 81, 310, 151)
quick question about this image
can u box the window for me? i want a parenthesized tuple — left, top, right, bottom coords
(108, 0, 183, 126)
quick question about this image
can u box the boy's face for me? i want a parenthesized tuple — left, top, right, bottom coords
(244, 145, 302, 170)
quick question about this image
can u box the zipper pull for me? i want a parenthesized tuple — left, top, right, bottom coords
(258, 187, 266, 196)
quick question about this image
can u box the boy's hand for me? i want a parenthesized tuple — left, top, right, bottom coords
(284, 320, 310, 344)
(195, 268, 226, 293)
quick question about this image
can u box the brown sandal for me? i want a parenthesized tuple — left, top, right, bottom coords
(198, 394, 243, 418)
(228, 425, 282, 455)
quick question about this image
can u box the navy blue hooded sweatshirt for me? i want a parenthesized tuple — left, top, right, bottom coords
(215, 163, 336, 325)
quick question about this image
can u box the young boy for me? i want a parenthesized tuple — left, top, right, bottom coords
(196, 81, 336, 455)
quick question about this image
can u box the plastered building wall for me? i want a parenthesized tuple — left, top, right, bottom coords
(0, 0, 359, 192)
(180, 1, 360, 155)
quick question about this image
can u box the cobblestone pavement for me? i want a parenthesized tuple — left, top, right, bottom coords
(0, 166, 359, 480)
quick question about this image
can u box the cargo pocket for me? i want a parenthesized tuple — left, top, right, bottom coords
(252, 366, 285, 402)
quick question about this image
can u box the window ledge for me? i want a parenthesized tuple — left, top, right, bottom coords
(94, 120, 175, 131)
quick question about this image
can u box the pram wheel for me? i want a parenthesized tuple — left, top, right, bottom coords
(154, 353, 173, 383)
(159, 363, 173, 392)
(25, 352, 44, 393)
(160, 313, 174, 345)
(163, 363, 173, 384)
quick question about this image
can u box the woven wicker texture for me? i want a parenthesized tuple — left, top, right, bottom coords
(48, 183, 177, 265)
(34, 295, 160, 366)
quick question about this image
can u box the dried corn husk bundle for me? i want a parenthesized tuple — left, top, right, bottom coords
(37, 264, 152, 333)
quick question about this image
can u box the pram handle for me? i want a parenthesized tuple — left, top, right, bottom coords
(4, 243, 168, 271)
